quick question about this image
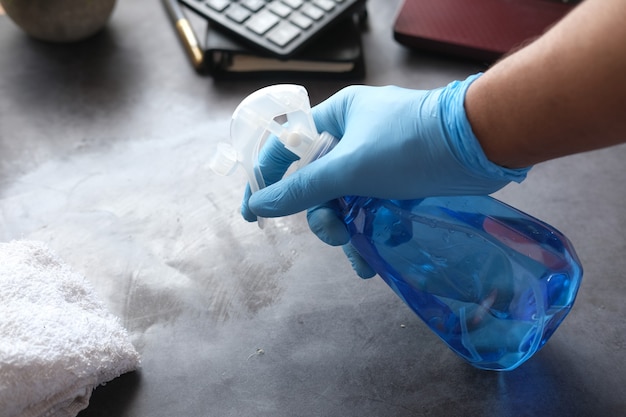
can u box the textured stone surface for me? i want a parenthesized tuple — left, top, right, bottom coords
(1, 1, 625, 416)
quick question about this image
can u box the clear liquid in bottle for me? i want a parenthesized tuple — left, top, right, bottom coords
(341, 195, 583, 371)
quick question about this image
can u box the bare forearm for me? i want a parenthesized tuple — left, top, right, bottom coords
(465, 0, 626, 169)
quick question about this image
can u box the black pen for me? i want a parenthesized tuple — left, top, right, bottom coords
(162, 0, 204, 71)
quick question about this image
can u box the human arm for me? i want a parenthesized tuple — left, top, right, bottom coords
(246, 0, 626, 219)
(243, 76, 529, 220)
(466, 0, 626, 168)
(241, 0, 626, 277)
(241, 76, 530, 277)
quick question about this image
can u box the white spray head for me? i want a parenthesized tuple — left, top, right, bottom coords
(209, 84, 337, 228)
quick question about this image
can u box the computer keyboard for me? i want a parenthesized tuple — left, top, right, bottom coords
(180, 0, 367, 57)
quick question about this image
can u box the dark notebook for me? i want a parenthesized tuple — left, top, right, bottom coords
(204, 15, 365, 79)
(393, 0, 577, 63)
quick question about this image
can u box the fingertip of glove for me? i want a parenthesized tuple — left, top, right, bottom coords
(355, 267, 376, 280)
(241, 204, 258, 223)
(247, 190, 274, 217)
(342, 244, 376, 279)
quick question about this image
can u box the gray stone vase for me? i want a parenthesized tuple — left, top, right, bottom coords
(0, 0, 117, 42)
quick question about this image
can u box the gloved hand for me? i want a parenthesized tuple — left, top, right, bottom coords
(241, 74, 531, 277)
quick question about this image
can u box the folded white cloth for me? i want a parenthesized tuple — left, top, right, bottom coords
(0, 240, 140, 417)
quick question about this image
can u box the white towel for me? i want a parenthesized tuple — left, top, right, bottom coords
(0, 240, 140, 417)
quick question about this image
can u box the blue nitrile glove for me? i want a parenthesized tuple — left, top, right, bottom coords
(242, 74, 531, 278)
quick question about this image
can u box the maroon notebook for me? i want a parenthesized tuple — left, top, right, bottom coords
(393, 0, 577, 62)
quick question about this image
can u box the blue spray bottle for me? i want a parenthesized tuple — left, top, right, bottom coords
(211, 84, 583, 371)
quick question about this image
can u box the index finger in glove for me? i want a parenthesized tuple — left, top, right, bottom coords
(241, 134, 300, 222)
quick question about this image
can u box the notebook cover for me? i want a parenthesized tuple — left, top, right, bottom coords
(204, 16, 365, 79)
(393, 0, 575, 62)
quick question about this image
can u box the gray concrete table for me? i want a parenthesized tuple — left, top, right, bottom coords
(1, 1, 624, 416)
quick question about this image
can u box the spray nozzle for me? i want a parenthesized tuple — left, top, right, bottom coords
(210, 84, 336, 228)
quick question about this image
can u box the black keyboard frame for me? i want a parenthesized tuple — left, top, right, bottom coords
(180, 0, 367, 58)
